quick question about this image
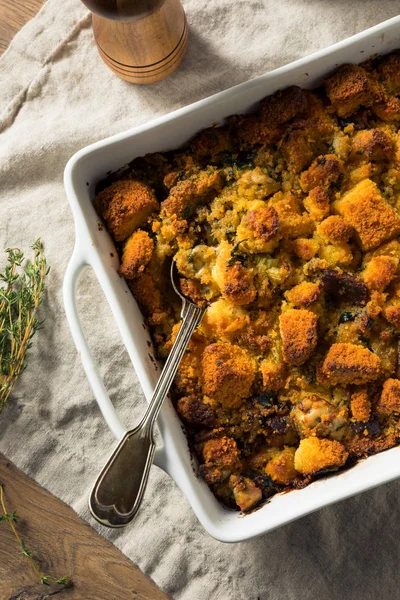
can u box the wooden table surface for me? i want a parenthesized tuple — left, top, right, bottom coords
(0, 4, 169, 600)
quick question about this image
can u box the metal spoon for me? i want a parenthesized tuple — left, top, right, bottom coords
(89, 261, 206, 527)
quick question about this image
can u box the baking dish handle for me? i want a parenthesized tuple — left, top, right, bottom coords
(63, 246, 126, 441)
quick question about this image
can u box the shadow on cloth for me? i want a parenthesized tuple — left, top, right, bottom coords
(236, 478, 400, 598)
(118, 28, 255, 119)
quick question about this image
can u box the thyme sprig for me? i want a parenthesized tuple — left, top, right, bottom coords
(0, 242, 70, 587)
(0, 483, 69, 586)
(0, 239, 49, 412)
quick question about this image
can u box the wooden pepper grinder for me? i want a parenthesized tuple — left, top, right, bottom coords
(80, 0, 188, 84)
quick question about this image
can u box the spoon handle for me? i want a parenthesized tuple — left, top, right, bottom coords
(89, 299, 205, 527)
(142, 300, 205, 431)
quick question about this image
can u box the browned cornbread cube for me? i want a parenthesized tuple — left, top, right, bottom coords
(291, 237, 319, 260)
(265, 447, 297, 485)
(213, 243, 256, 306)
(350, 390, 371, 422)
(318, 241, 353, 267)
(118, 229, 154, 279)
(316, 215, 353, 244)
(362, 255, 399, 291)
(129, 272, 168, 327)
(377, 379, 400, 415)
(374, 96, 400, 122)
(280, 128, 315, 173)
(303, 187, 330, 221)
(270, 192, 315, 238)
(300, 154, 344, 192)
(162, 168, 224, 220)
(201, 343, 255, 407)
(364, 239, 400, 261)
(351, 128, 393, 161)
(334, 179, 400, 251)
(294, 437, 348, 475)
(279, 309, 318, 366)
(177, 395, 215, 427)
(174, 338, 205, 396)
(201, 437, 242, 483)
(320, 343, 381, 385)
(324, 63, 380, 117)
(229, 113, 281, 149)
(232, 86, 309, 151)
(284, 281, 321, 308)
(236, 205, 280, 253)
(189, 126, 233, 159)
(377, 52, 400, 95)
(260, 85, 308, 126)
(259, 358, 287, 391)
(384, 298, 400, 329)
(95, 179, 158, 242)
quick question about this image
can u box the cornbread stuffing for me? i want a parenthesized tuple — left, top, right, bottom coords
(95, 51, 400, 512)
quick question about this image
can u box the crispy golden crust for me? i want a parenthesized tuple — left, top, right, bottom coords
(260, 358, 287, 391)
(350, 390, 371, 422)
(377, 378, 400, 415)
(294, 437, 348, 475)
(201, 437, 242, 484)
(189, 126, 233, 159)
(223, 262, 257, 306)
(238, 205, 280, 253)
(373, 96, 400, 122)
(119, 230, 154, 279)
(291, 238, 319, 260)
(174, 338, 206, 396)
(324, 64, 381, 117)
(260, 86, 308, 126)
(280, 128, 315, 173)
(377, 52, 400, 95)
(213, 243, 257, 306)
(96, 179, 158, 242)
(201, 343, 255, 408)
(178, 278, 204, 305)
(320, 343, 381, 385)
(129, 272, 169, 328)
(351, 128, 393, 161)
(279, 309, 318, 366)
(303, 187, 330, 222)
(162, 168, 224, 220)
(344, 433, 397, 459)
(316, 215, 353, 244)
(230, 113, 281, 149)
(230, 86, 309, 151)
(265, 447, 297, 485)
(270, 192, 315, 239)
(284, 281, 321, 307)
(300, 154, 344, 192)
(384, 299, 400, 329)
(362, 255, 398, 292)
(334, 179, 400, 251)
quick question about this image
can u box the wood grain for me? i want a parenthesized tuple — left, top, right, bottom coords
(91, 0, 188, 83)
(0, 0, 45, 55)
(0, 455, 169, 600)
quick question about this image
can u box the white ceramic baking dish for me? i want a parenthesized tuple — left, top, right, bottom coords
(64, 15, 400, 543)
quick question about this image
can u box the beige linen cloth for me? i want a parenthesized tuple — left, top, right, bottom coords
(1, 1, 400, 598)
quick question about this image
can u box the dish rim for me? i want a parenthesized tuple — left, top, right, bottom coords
(63, 15, 400, 542)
